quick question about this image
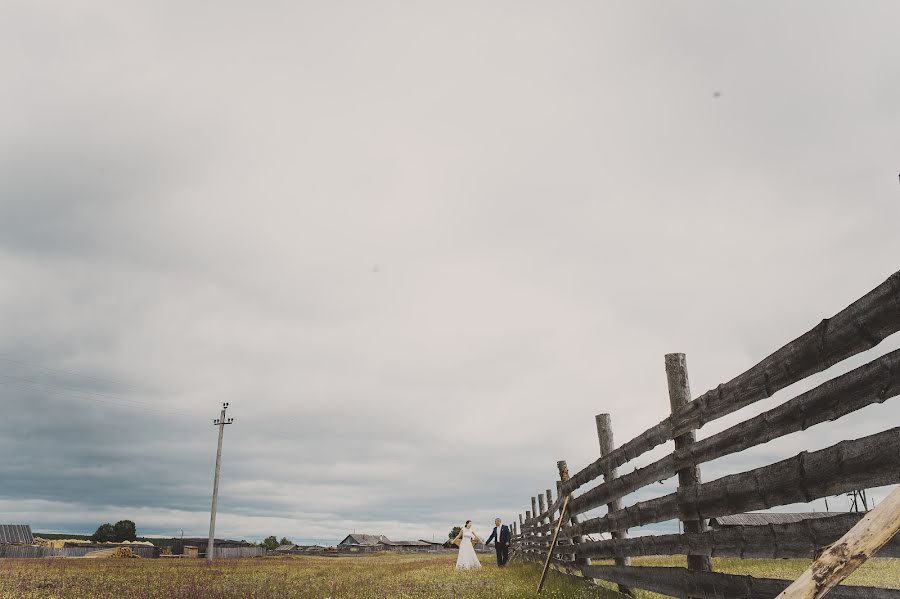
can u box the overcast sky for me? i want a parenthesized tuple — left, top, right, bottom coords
(1, 1, 899, 544)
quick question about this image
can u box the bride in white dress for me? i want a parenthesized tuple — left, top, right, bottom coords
(453, 520, 483, 570)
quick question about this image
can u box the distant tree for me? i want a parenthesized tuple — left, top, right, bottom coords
(448, 526, 461, 540)
(112, 520, 137, 542)
(279, 537, 291, 546)
(91, 523, 116, 543)
(262, 536, 279, 551)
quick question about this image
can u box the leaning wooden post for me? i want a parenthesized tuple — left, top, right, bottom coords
(558, 460, 590, 568)
(554, 480, 579, 564)
(596, 413, 634, 597)
(537, 463, 573, 593)
(665, 352, 713, 579)
(777, 485, 900, 599)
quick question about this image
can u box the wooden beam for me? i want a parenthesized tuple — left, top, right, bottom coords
(777, 485, 900, 599)
(575, 513, 900, 560)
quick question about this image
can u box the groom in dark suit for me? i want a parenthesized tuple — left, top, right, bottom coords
(485, 517, 510, 567)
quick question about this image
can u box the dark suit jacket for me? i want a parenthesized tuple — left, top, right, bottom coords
(486, 525, 510, 545)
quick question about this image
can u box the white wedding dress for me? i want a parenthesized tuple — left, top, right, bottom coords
(455, 527, 481, 570)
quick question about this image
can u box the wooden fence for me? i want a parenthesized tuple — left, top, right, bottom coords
(207, 546, 267, 559)
(0, 545, 161, 558)
(0, 545, 264, 559)
(510, 269, 900, 598)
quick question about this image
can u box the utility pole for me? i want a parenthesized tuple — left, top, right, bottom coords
(207, 402, 234, 561)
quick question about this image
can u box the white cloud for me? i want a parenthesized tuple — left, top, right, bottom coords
(1, 0, 898, 542)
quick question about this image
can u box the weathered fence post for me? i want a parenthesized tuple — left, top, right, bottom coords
(525, 509, 533, 561)
(555, 480, 571, 559)
(596, 413, 635, 597)
(665, 352, 713, 583)
(517, 513, 524, 561)
(558, 460, 590, 568)
(538, 493, 547, 560)
(545, 489, 555, 562)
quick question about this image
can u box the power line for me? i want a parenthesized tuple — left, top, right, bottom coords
(0, 355, 139, 389)
(0, 372, 201, 419)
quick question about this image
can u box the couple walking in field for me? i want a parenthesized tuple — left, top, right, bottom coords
(452, 518, 510, 571)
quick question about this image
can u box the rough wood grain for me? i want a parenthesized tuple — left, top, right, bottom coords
(581, 565, 900, 599)
(575, 513, 900, 560)
(596, 412, 634, 596)
(562, 427, 900, 539)
(777, 486, 900, 599)
(569, 348, 900, 517)
(561, 270, 900, 496)
(667, 352, 713, 579)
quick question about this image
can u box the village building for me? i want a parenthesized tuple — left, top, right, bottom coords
(418, 539, 445, 550)
(0, 525, 34, 546)
(337, 533, 391, 553)
(169, 537, 256, 557)
(381, 539, 434, 552)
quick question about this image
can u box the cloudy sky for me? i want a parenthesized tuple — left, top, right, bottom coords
(1, 1, 898, 544)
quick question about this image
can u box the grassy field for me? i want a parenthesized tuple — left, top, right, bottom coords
(0, 553, 897, 599)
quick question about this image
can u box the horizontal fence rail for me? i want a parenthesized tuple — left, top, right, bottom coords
(511, 269, 900, 599)
(575, 513, 900, 560)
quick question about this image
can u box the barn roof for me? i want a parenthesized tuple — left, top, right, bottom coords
(339, 533, 392, 546)
(709, 512, 844, 527)
(383, 540, 431, 546)
(274, 544, 297, 551)
(0, 525, 33, 545)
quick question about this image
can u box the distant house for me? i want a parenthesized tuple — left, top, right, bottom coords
(0, 525, 34, 545)
(337, 533, 391, 553)
(274, 544, 299, 552)
(709, 512, 852, 528)
(170, 537, 255, 556)
(418, 539, 445, 550)
(382, 540, 433, 552)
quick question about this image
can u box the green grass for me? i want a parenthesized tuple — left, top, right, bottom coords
(0, 552, 897, 598)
